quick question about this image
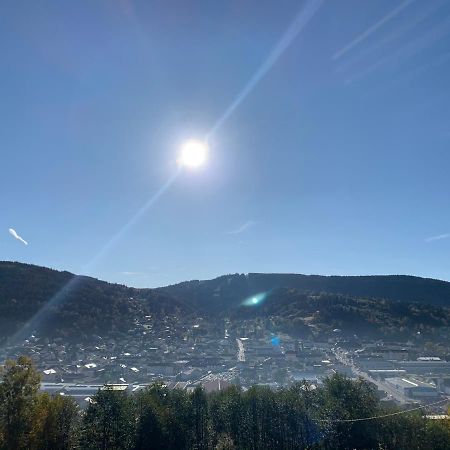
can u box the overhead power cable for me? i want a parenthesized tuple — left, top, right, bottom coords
(316, 398, 449, 423)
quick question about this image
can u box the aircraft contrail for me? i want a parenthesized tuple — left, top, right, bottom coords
(345, 16, 450, 85)
(227, 220, 258, 235)
(335, 0, 447, 74)
(333, 0, 415, 61)
(8, 228, 28, 245)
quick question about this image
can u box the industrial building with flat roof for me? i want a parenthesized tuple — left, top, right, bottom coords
(385, 377, 438, 399)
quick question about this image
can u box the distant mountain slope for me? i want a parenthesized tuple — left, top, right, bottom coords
(2, 262, 450, 342)
(230, 288, 450, 340)
(159, 273, 450, 312)
(0, 262, 188, 342)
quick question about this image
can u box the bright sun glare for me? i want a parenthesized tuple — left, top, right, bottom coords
(179, 139, 208, 168)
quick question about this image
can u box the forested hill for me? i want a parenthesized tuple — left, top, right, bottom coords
(159, 272, 450, 312)
(0, 262, 189, 341)
(2, 261, 450, 341)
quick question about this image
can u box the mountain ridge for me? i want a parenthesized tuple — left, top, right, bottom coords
(159, 272, 450, 312)
(2, 261, 450, 342)
(4, 260, 450, 289)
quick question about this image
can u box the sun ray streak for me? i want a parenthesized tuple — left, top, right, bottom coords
(207, 0, 322, 140)
(6, 168, 182, 347)
(6, 1, 324, 347)
(83, 167, 182, 272)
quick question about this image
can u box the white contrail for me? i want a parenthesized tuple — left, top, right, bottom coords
(8, 228, 28, 245)
(344, 16, 450, 84)
(335, 0, 448, 74)
(425, 233, 450, 243)
(227, 220, 258, 235)
(207, 0, 323, 139)
(333, 0, 415, 61)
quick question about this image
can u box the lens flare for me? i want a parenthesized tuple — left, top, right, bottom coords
(271, 336, 281, 346)
(242, 292, 267, 307)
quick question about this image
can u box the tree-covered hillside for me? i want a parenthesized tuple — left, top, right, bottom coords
(0, 262, 189, 343)
(160, 272, 450, 312)
(2, 262, 450, 343)
(231, 289, 450, 340)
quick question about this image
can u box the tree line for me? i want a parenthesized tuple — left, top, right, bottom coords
(1, 356, 450, 449)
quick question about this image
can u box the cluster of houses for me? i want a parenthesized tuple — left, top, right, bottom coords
(1, 315, 449, 412)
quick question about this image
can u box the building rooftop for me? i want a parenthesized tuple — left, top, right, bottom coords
(386, 377, 436, 389)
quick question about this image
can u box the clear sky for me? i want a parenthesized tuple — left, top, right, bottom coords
(2, 0, 450, 287)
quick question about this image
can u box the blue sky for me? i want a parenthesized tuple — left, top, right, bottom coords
(2, 0, 450, 287)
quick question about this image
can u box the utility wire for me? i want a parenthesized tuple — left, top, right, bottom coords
(316, 398, 449, 423)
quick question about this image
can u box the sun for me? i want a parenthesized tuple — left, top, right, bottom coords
(178, 139, 208, 168)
